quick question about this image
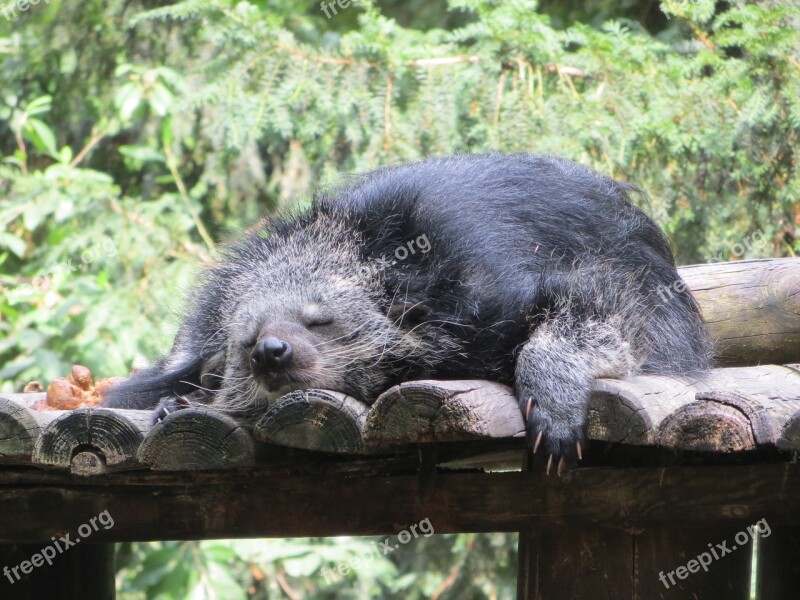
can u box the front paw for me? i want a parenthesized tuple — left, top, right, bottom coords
(151, 394, 193, 424)
(519, 395, 585, 475)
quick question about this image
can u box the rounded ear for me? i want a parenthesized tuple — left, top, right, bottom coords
(388, 301, 432, 325)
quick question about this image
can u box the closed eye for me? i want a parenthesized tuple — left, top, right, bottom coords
(302, 302, 334, 328)
(305, 316, 334, 328)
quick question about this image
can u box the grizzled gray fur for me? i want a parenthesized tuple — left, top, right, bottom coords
(102, 153, 714, 464)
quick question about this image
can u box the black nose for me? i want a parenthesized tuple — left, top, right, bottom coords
(250, 336, 293, 373)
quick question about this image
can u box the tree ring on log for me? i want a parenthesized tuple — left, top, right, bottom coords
(32, 408, 150, 474)
(138, 407, 254, 470)
(253, 390, 369, 454)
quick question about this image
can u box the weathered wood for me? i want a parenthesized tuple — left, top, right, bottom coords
(679, 258, 800, 366)
(364, 380, 524, 444)
(138, 407, 254, 470)
(0, 463, 798, 542)
(588, 375, 696, 445)
(254, 389, 369, 453)
(656, 401, 756, 452)
(520, 528, 634, 600)
(633, 527, 754, 599)
(0, 543, 115, 599)
(0, 394, 65, 463)
(516, 528, 533, 600)
(32, 408, 152, 475)
(684, 365, 800, 451)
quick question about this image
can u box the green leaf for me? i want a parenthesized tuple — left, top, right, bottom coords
(24, 118, 59, 158)
(22, 202, 51, 231)
(118, 145, 166, 163)
(24, 95, 53, 117)
(0, 233, 27, 258)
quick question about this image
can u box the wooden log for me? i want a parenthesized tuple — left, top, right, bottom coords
(254, 389, 369, 454)
(678, 258, 800, 366)
(588, 375, 696, 445)
(138, 407, 254, 470)
(363, 380, 524, 444)
(0, 394, 65, 463)
(32, 408, 152, 475)
(656, 401, 756, 452)
(350, 365, 800, 453)
(658, 365, 800, 452)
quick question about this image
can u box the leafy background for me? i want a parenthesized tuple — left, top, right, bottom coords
(1, 0, 798, 597)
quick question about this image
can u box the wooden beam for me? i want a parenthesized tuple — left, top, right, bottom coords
(0, 463, 798, 542)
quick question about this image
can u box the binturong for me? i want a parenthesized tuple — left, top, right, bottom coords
(102, 153, 713, 469)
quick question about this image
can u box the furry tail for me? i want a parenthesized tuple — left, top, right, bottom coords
(100, 358, 203, 410)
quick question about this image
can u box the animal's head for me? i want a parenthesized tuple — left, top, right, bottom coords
(184, 216, 430, 412)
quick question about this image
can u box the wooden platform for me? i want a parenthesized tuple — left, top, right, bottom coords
(0, 257, 798, 599)
(2, 363, 800, 474)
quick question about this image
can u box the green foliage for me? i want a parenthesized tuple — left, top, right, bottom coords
(1, 0, 798, 597)
(2, 0, 798, 390)
(115, 534, 516, 599)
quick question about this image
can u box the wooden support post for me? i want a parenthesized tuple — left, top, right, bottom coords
(756, 526, 800, 600)
(516, 528, 633, 600)
(516, 527, 753, 599)
(0, 542, 115, 599)
(634, 527, 753, 599)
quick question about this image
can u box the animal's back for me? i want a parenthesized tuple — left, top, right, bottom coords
(329, 153, 711, 379)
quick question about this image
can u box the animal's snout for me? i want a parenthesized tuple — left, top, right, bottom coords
(250, 336, 293, 374)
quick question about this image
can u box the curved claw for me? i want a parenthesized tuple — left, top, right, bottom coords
(546, 454, 554, 475)
(533, 430, 543, 454)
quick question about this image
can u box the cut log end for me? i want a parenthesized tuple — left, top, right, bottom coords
(657, 401, 756, 452)
(138, 408, 254, 470)
(254, 390, 369, 454)
(32, 408, 151, 473)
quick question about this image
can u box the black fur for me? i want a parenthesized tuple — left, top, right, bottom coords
(103, 153, 713, 462)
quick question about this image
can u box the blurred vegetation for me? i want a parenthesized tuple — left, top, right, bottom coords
(0, 0, 798, 597)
